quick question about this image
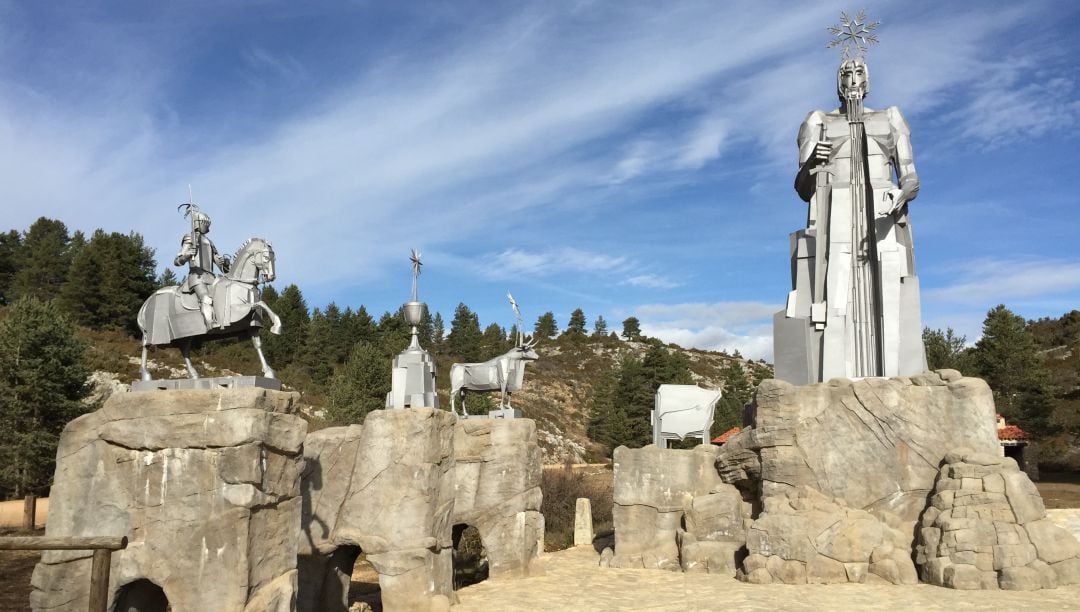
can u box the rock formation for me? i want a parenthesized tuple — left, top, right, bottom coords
(915, 449, 1080, 590)
(717, 371, 999, 521)
(742, 486, 917, 585)
(452, 419, 545, 578)
(298, 411, 544, 612)
(31, 388, 307, 612)
(609, 444, 748, 575)
(299, 408, 456, 612)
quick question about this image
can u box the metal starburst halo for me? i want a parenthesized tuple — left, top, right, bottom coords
(827, 9, 880, 60)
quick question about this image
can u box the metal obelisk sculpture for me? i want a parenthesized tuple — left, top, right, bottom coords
(774, 11, 927, 383)
(386, 249, 440, 409)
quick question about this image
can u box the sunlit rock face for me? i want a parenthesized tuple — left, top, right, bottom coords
(31, 388, 307, 612)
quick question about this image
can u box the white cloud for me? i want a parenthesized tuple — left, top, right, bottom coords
(476, 247, 630, 280)
(676, 116, 728, 169)
(633, 301, 779, 360)
(621, 274, 680, 290)
(925, 258, 1080, 304)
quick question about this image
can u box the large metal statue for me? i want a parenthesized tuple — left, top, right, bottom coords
(774, 11, 927, 384)
(137, 200, 282, 381)
(450, 293, 539, 418)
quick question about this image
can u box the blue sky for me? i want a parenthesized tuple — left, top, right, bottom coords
(2, 1, 1079, 359)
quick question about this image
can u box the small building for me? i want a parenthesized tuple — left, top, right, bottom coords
(997, 414, 1037, 479)
(711, 426, 741, 445)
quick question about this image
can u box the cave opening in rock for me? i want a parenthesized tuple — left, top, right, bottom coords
(113, 578, 169, 612)
(452, 523, 488, 590)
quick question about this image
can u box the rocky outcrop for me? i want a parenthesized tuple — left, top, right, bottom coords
(610, 445, 748, 574)
(915, 449, 1080, 590)
(452, 419, 544, 578)
(31, 388, 306, 612)
(298, 412, 544, 612)
(741, 486, 917, 585)
(299, 409, 456, 612)
(717, 371, 999, 522)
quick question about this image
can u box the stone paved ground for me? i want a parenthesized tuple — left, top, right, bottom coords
(453, 547, 1080, 611)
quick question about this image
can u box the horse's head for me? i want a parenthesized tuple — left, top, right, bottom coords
(227, 238, 276, 284)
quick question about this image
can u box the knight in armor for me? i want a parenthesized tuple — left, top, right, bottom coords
(174, 209, 230, 328)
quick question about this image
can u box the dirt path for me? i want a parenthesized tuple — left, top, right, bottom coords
(453, 547, 1080, 611)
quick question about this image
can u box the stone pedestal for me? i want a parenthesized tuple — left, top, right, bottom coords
(299, 412, 545, 611)
(574, 498, 594, 547)
(452, 418, 544, 578)
(31, 388, 306, 612)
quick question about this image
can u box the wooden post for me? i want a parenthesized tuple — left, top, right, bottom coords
(88, 548, 112, 612)
(23, 494, 37, 530)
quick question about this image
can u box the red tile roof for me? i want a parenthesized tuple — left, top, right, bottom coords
(998, 425, 1030, 441)
(712, 426, 741, 445)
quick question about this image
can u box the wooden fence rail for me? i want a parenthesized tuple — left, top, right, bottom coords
(0, 535, 127, 612)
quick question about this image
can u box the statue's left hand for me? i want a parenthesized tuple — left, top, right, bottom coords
(883, 188, 909, 216)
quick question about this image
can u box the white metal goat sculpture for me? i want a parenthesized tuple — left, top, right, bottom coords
(450, 336, 539, 417)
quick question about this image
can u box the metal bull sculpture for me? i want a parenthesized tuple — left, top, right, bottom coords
(449, 336, 539, 417)
(137, 237, 283, 381)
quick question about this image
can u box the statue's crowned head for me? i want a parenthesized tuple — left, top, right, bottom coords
(836, 58, 870, 102)
(192, 210, 211, 234)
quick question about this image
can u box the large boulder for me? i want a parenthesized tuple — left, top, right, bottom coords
(717, 372, 999, 521)
(31, 388, 306, 612)
(915, 449, 1080, 590)
(611, 445, 748, 574)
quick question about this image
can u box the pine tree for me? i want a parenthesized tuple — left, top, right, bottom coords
(0, 229, 21, 305)
(157, 268, 179, 289)
(534, 312, 558, 339)
(0, 297, 92, 496)
(262, 284, 309, 367)
(587, 370, 629, 452)
(592, 315, 608, 337)
(481, 323, 508, 356)
(326, 341, 390, 424)
(621, 316, 642, 341)
(377, 309, 410, 357)
(301, 308, 335, 385)
(974, 305, 1055, 435)
(923, 327, 975, 373)
(58, 230, 158, 333)
(713, 360, 751, 436)
(564, 308, 587, 337)
(349, 305, 378, 346)
(433, 312, 446, 348)
(448, 303, 483, 360)
(418, 308, 435, 349)
(11, 217, 75, 302)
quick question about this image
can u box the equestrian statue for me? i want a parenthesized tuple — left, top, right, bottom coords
(137, 201, 282, 381)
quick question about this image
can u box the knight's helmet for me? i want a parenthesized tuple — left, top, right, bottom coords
(836, 57, 870, 102)
(192, 210, 211, 234)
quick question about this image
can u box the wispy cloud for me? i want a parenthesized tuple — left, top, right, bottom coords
(621, 274, 681, 290)
(633, 301, 779, 360)
(925, 258, 1080, 304)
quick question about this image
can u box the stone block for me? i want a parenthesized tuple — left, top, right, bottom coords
(999, 565, 1042, 591)
(1051, 558, 1080, 585)
(1025, 518, 1080, 564)
(943, 564, 982, 590)
(806, 554, 848, 584)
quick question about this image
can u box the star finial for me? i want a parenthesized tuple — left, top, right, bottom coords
(827, 10, 880, 60)
(409, 249, 422, 302)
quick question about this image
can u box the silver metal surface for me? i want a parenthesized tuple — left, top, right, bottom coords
(137, 203, 281, 383)
(387, 250, 439, 409)
(450, 336, 539, 418)
(775, 20, 927, 384)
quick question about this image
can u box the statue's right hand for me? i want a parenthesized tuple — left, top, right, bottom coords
(812, 141, 831, 165)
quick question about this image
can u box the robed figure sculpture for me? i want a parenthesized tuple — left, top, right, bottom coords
(774, 57, 927, 384)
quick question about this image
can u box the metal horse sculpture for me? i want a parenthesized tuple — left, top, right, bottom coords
(137, 237, 282, 381)
(449, 336, 539, 416)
